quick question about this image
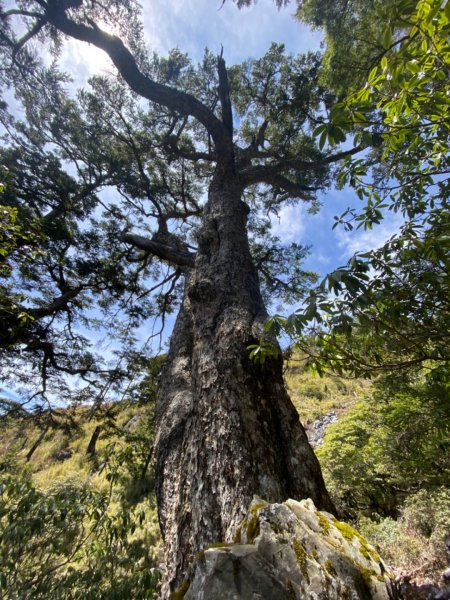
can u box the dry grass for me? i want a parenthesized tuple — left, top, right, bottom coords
(284, 354, 371, 425)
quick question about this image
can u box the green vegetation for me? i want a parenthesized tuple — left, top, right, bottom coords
(358, 488, 450, 581)
(0, 399, 161, 599)
(317, 378, 449, 516)
(258, 1, 450, 583)
(285, 352, 369, 424)
(283, 360, 449, 583)
(1, 357, 448, 594)
(292, 538, 309, 582)
(0, 0, 448, 594)
(266, 0, 450, 384)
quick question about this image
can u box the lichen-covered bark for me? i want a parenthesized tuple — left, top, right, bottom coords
(155, 169, 334, 598)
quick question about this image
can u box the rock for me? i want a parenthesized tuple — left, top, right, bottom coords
(396, 574, 450, 600)
(124, 414, 142, 429)
(306, 411, 338, 448)
(177, 497, 396, 600)
(53, 447, 73, 462)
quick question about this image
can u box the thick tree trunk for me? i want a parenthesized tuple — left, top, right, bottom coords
(154, 170, 334, 597)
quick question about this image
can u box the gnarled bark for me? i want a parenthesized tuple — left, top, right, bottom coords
(155, 170, 334, 597)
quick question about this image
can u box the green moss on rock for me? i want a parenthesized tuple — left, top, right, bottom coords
(292, 538, 310, 583)
(332, 518, 358, 542)
(324, 559, 337, 576)
(333, 518, 381, 563)
(170, 578, 192, 600)
(287, 579, 297, 600)
(249, 500, 268, 514)
(234, 525, 242, 544)
(341, 584, 353, 600)
(354, 568, 374, 600)
(317, 511, 331, 533)
(196, 542, 230, 564)
(246, 514, 260, 543)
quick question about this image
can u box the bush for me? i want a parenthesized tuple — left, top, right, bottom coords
(359, 488, 450, 581)
(317, 377, 450, 517)
(0, 457, 160, 599)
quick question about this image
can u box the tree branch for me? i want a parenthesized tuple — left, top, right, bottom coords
(12, 18, 46, 59)
(120, 232, 195, 268)
(217, 49, 233, 138)
(240, 144, 364, 188)
(241, 164, 317, 199)
(29, 286, 83, 319)
(43, 4, 233, 156)
(164, 135, 216, 162)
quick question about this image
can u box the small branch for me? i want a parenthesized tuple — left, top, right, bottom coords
(241, 163, 316, 199)
(164, 135, 216, 162)
(12, 18, 46, 59)
(240, 145, 364, 188)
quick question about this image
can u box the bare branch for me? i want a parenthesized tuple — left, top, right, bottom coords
(217, 49, 233, 138)
(120, 232, 195, 268)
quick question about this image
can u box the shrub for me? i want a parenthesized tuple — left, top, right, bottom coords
(0, 457, 160, 599)
(359, 488, 450, 581)
(317, 377, 449, 517)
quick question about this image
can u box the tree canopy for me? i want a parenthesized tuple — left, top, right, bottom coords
(0, 3, 345, 411)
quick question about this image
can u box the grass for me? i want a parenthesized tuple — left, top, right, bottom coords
(284, 353, 371, 425)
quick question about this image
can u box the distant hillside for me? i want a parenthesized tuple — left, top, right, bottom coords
(285, 354, 371, 444)
(1, 360, 364, 486)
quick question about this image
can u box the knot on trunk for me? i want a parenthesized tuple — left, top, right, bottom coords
(188, 279, 217, 302)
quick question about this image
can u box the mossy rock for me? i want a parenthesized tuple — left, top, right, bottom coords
(183, 497, 395, 600)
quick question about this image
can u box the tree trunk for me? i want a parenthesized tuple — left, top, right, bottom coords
(26, 426, 49, 462)
(86, 425, 101, 458)
(154, 168, 334, 597)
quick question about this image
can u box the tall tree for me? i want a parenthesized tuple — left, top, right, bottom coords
(0, 1, 361, 593)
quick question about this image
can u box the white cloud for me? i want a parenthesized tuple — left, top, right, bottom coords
(143, 0, 321, 63)
(335, 213, 404, 258)
(270, 204, 307, 244)
(59, 38, 115, 86)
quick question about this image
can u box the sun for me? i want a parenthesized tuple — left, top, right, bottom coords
(60, 35, 114, 85)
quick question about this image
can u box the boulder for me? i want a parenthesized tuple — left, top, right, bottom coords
(53, 447, 73, 462)
(176, 497, 397, 600)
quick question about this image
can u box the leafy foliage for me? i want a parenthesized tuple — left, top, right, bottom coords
(0, 349, 163, 598)
(317, 376, 450, 517)
(0, 458, 160, 599)
(256, 0, 450, 384)
(267, 205, 449, 379)
(358, 488, 450, 581)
